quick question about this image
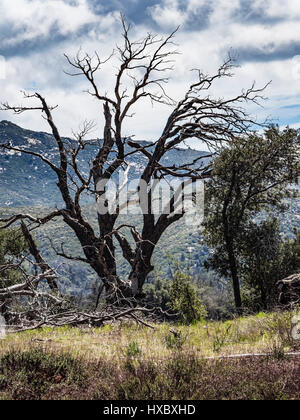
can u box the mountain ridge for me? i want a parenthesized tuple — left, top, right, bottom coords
(0, 120, 209, 207)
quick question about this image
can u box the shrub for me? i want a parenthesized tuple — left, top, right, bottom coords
(0, 348, 86, 400)
(165, 330, 187, 350)
(0, 347, 299, 400)
(170, 270, 207, 324)
(212, 324, 232, 353)
(125, 341, 141, 358)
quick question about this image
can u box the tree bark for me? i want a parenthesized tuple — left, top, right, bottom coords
(222, 169, 242, 313)
(226, 238, 242, 313)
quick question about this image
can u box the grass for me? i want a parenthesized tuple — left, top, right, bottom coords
(2, 310, 299, 360)
(0, 310, 299, 400)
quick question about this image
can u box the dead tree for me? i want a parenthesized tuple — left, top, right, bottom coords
(0, 225, 174, 331)
(0, 223, 61, 321)
(0, 17, 268, 305)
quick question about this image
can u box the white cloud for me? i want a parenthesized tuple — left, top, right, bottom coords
(0, 0, 99, 47)
(207, 0, 240, 25)
(148, 0, 241, 29)
(252, 0, 300, 19)
(148, 0, 188, 29)
(1, 0, 300, 145)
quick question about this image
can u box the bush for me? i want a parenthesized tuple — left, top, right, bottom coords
(143, 277, 172, 311)
(170, 270, 207, 324)
(0, 347, 299, 400)
(125, 341, 141, 358)
(165, 330, 187, 350)
(0, 348, 86, 400)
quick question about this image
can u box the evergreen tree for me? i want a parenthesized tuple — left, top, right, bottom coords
(203, 127, 300, 312)
(170, 270, 207, 324)
(0, 224, 27, 289)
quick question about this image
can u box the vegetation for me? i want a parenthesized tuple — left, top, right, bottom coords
(0, 13, 300, 402)
(0, 224, 27, 289)
(0, 311, 299, 400)
(1, 348, 299, 400)
(170, 270, 207, 324)
(203, 128, 300, 312)
(0, 16, 268, 305)
(241, 224, 300, 310)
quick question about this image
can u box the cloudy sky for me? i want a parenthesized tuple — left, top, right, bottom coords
(1, 0, 300, 147)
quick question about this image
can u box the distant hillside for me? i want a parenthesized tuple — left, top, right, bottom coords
(0, 120, 299, 299)
(0, 120, 209, 207)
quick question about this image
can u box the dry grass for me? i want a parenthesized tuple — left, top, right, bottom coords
(0, 347, 299, 400)
(0, 310, 299, 400)
(1, 310, 299, 362)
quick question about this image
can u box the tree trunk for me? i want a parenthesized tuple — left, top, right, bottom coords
(222, 170, 242, 314)
(259, 275, 267, 310)
(225, 237, 242, 313)
(104, 276, 134, 305)
(128, 261, 154, 298)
